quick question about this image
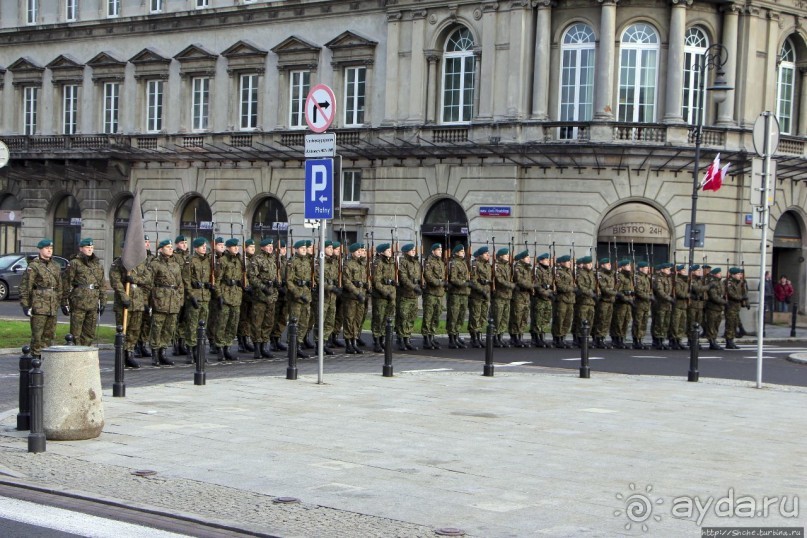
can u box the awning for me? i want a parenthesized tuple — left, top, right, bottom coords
(598, 202, 670, 244)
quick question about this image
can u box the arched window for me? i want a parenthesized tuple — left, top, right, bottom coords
(53, 195, 81, 257)
(618, 23, 659, 123)
(113, 196, 133, 260)
(682, 27, 709, 124)
(0, 194, 22, 254)
(421, 198, 469, 251)
(441, 27, 476, 124)
(559, 23, 596, 139)
(179, 197, 213, 244)
(777, 39, 796, 135)
(251, 197, 289, 244)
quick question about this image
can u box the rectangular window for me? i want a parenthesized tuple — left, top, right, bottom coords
(196, 0, 208, 7)
(289, 70, 310, 128)
(341, 170, 361, 205)
(63, 85, 79, 135)
(66, 0, 77, 21)
(777, 66, 795, 135)
(344, 67, 366, 126)
(27, 0, 38, 24)
(682, 51, 704, 125)
(150, 0, 163, 13)
(239, 74, 258, 130)
(441, 55, 475, 123)
(24, 87, 38, 135)
(103, 82, 120, 134)
(107, 0, 119, 17)
(146, 80, 164, 133)
(192, 77, 210, 131)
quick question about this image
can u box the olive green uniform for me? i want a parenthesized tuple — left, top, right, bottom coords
(492, 262, 515, 339)
(611, 269, 634, 346)
(110, 257, 151, 351)
(530, 262, 553, 343)
(396, 255, 422, 340)
(509, 260, 533, 339)
(422, 254, 446, 339)
(20, 256, 62, 356)
(286, 253, 313, 345)
(671, 275, 690, 343)
(725, 277, 746, 341)
(183, 252, 212, 348)
(271, 255, 289, 345)
(574, 267, 597, 341)
(247, 250, 279, 345)
(631, 271, 652, 347)
(148, 253, 186, 350)
(371, 255, 397, 338)
(468, 258, 492, 339)
(62, 252, 105, 345)
(214, 252, 244, 348)
(206, 250, 224, 348)
(651, 272, 674, 347)
(593, 268, 616, 344)
(704, 276, 726, 341)
(687, 276, 707, 343)
(552, 266, 575, 343)
(172, 248, 190, 344)
(342, 257, 369, 339)
(446, 254, 471, 339)
(319, 254, 340, 342)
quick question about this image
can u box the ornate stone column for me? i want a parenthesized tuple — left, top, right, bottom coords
(799, 68, 807, 135)
(717, 3, 740, 125)
(425, 51, 439, 123)
(593, 0, 618, 120)
(531, 0, 554, 119)
(663, 0, 689, 124)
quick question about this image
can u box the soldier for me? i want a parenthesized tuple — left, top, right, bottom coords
(530, 253, 553, 348)
(651, 263, 675, 350)
(183, 238, 212, 364)
(704, 267, 727, 350)
(317, 240, 340, 355)
(147, 239, 184, 366)
(371, 242, 396, 352)
(61, 238, 105, 346)
(446, 244, 471, 349)
(109, 245, 147, 368)
(342, 242, 369, 354)
(270, 240, 289, 352)
(492, 248, 515, 347)
(552, 254, 575, 348)
(247, 237, 279, 358)
(611, 260, 634, 349)
(422, 243, 446, 349)
(574, 256, 597, 347)
(20, 239, 62, 358)
(207, 237, 226, 353)
(508, 250, 532, 348)
(214, 238, 244, 361)
(630, 261, 652, 350)
(687, 264, 707, 350)
(670, 264, 690, 350)
(330, 241, 347, 349)
(724, 267, 748, 349)
(592, 258, 616, 349)
(237, 238, 256, 353)
(396, 243, 422, 351)
(302, 239, 316, 349)
(135, 234, 154, 360)
(171, 235, 191, 357)
(286, 240, 313, 357)
(468, 246, 492, 349)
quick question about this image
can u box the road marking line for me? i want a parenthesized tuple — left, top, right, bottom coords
(401, 368, 453, 373)
(561, 357, 605, 361)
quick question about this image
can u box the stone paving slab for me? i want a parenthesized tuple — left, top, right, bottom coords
(1, 370, 806, 537)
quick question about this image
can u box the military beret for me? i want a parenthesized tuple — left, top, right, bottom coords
(293, 240, 306, 249)
(278, 240, 286, 247)
(244, 239, 255, 247)
(158, 239, 172, 249)
(431, 243, 443, 251)
(215, 237, 224, 244)
(514, 250, 528, 261)
(497, 247, 510, 257)
(710, 267, 722, 275)
(332, 240, 341, 249)
(636, 261, 648, 268)
(144, 234, 150, 241)
(729, 267, 743, 275)
(618, 259, 631, 268)
(225, 238, 239, 247)
(537, 252, 550, 261)
(474, 246, 489, 257)
(192, 237, 206, 248)
(324, 240, 333, 248)
(577, 256, 592, 264)
(556, 254, 571, 263)
(676, 264, 686, 271)
(305, 240, 312, 247)
(376, 243, 390, 253)
(702, 264, 712, 270)
(79, 238, 94, 247)
(349, 242, 364, 253)
(690, 264, 701, 271)
(599, 257, 611, 265)
(260, 238, 273, 247)
(175, 235, 188, 243)
(402, 243, 415, 253)
(453, 244, 465, 254)
(664, 262, 674, 269)
(37, 239, 53, 249)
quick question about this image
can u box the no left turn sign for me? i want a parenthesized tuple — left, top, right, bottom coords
(305, 84, 336, 133)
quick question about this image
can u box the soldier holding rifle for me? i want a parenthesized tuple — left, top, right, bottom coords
(592, 257, 616, 349)
(492, 247, 515, 348)
(213, 238, 244, 361)
(182, 238, 212, 364)
(468, 246, 492, 349)
(446, 244, 471, 349)
(286, 240, 313, 358)
(530, 252, 554, 348)
(508, 249, 533, 348)
(342, 242, 369, 354)
(422, 243, 446, 350)
(247, 238, 279, 359)
(371, 242, 396, 352)
(396, 243, 422, 351)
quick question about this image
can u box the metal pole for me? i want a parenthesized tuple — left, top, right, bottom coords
(28, 356, 46, 453)
(757, 111, 773, 388)
(113, 324, 125, 397)
(483, 317, 495, 377)
(17, 345, 32, 430)
(195, 320, 207, 386)
(287, 317, 298, 380)
(318, 220, 327, 384)
(580, 320, 591, 379)
(790, 292, 797, 338)
(383, 316, 394, 377)
(688, 322, 700, 382)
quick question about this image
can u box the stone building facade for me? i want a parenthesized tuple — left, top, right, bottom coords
(1, 0, 807, 316)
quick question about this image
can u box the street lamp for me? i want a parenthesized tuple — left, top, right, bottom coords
(687, 43, 733, 382)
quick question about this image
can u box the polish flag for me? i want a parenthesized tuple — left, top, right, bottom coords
(701, 154, 727, 192)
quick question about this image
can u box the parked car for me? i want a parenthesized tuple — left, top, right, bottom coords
(0, 253, 70, 301)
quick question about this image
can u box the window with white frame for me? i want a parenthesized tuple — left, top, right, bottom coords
(150, 0, 163, 13)
(107, 0, 119, 17)
(103, 82, 119, 134)
(146, 80, 164, 132)
(341, 170, 361, 205)
(63, 85, 79, 135)
(682, 27, 709, 125)
(192, 77, 210, 131)
(344, 66, 366, 126)
(289, 70, 310, 129)
(26, 0, 38, 24)
(441, 27, 476, 124)
(66, 0, 77, 21)
(24, 87, 38, 135)
(558, 23, 595, 139)
(196, 0, 208, 8)
(617, 23, 659, 123)
(239, 74, 258, 130)
(777, 39, 796, 135)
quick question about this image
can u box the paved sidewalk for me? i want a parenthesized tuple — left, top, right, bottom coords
(1, 366, 806, 537)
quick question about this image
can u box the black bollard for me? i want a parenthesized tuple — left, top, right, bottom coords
(790, 293, 798, 338)
(195, 320, 207, 386)
(688, 322, 700, 382)
(17, 345, 33, 430)
(383, 317, 394, 377)
(65, 333, 74, 345)
(580, 320, 591, 379)
(28, 356, 46, 453)
(483, 317, 494, 377)
(113, 325, 125, 397)
(287, 318, 298, 380)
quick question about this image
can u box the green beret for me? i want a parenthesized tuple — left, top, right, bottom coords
(475, 246, 489, 256)
(537, 252, 549, 261)
(690, 264, 700, 271)
(729, 267, 743, 275)
(636, 261, 648, 268)
(349, 242, 364, 253)
(577, 256, 592, 264)
(278, 240, 286, 247)
(431, 243, 443, 251)
(618, 259, 631, 268)
(192, 237, 206, 248)
(453, 244, 465, 254)
(402, 243, 415, 253)
(376, 243, 390, 253)
(158, 239, 172, 249)
(215, 237, 224, 244)
(663, 262, 674, 270)
(175, 235, 187, 243)
(260, 238, 273, 247)
(599, 257, 611, 265)
(37, 239, 53, 249)
(496, 247, 510, 257)
(332, 240, 341, 248)
(513, 250, 527, 261)
(79, 238, 94, 247)
(305, 240, 312, 247)
(702, 264, 712, 270)
(556, 254, 570, 263)
(293, 240, 306, 249)
(710, 267, 722, 275)
(244, 239, 255, 247)
(324, 240, 333, 248)
(225, 238, 239, 247)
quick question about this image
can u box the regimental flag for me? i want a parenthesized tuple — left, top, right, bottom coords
(121, 190, 147, 271)
(701, 154, 729, 192)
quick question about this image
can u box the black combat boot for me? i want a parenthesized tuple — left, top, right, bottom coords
(237, 336, 246, 352)
(508, 334, 519, 348)
(297, 345, 309, 359)
(708, 339, 724, 351)
(140, 342, 152, 358)
(356, 335, 367, 347)
(187, 346, 196, 364)
(725, 339, 738, 350)
(373, 336, 383, 353)
(352, 339, 364, 354)
(260, 342, 274, 358)
(223, 346, 236, 361)
(217, 346, 225, 362)
(244, 336, 255, 352)
(272, 337, 288, 352)
(404, 337, 418, 351)
(448, 335, 459, 349)
(632, 338, 644, 350)
(538, 333, 549, 348)
(650, 337, 661, 350)
(172, 340, 180, 356)
(456, 334, 468, 348)
(254, 341, 262, 359)
(395, 334, 403, 349)
(431, 336, 441, 349)
(345, 339, 357, 354)
(151, 348, 160, 367)
(502, 334, 512, 348)
(398, 336, 408, 351)
(158, 348, 174, 366)
(322, 341, 335, 355)
(133, 343, 143, 358)
(331, 334, 346, 348)
(661, 339, 671, 350)
(124, 350, 141, 369)
(303, 332, 315, 350)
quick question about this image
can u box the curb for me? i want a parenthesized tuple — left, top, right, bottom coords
(787, 353, 807, 365)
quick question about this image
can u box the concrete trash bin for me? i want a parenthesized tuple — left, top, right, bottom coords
(40, 345, 104, 440)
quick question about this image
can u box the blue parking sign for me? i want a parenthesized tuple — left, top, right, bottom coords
(304, 159, 334, 220)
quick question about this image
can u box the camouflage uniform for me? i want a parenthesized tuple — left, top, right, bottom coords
(183, 251, 212, 351)
(574, 265, 597, 344)
(446, 252, 471, 348)
(148, 252, 185, 359)
(724, 272, 746, 348)
(552, 264, 575, 347)
(704, 273, 727, 347)
(342, 252, 369, 350)
(671, 271, 690, 347)
(396, 250, 422, 349)
(214, 251, 244, 354)
(206, 248, 224, 349)
(137, 250, 155, 356)
(271, 252, 289, 351)
(109, 256, 151, 352)
(247, 248, 279, 354)
(319, 252, 340, 347)
(172, 246, 191, 351)
(492, 259, 515, 346)
(593, 266, 616, 348)
(422, 252, 446, 348)
(62, 252, 105, 345)
(371, 253, 396, 350)
(237, 250, 255, 351)
(650, 269, 674, 349)
(687, 273, 708, 346)
(630, 269, 652, 349)
(286, 251, 313, 348)
(611, 267, 634, 348)
(20, 255, 62, 356)
(508, 258, 533, 346)
(468, 254, 492, 347)
(530, 260, 553, 347)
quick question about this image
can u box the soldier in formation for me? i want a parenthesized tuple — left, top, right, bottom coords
(20, 239, 62, 358)
(62, 238, 105, 345)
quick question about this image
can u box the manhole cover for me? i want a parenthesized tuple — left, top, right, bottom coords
(273, 497, 301, 504)
(131, 470, 158, 477)
(435, 528, 465, 536)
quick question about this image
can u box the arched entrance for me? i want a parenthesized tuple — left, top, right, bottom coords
(251, 197, 289, 244)
(0, 194, 22, 254)
(597, 202, 672, 264)
(53, 195, 82, 257)
(772, 211, 803, 289)
(179, 197, 213, 244)
(112, 196, 133, 259)
(421, 199, 469, 253)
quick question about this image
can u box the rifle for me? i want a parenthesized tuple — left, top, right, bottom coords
(491, 237, 497, 293)
(593, 245, 599, 296)
(531, 236, 538, 295)
(550, 240, 557, 293)
(366, 231, 374, 289)
(209, 221, 217, 288)
(392, 224, 399, 286)
(571, 235, 577, 285)
(240, 217, 247, 289)
(417, 228, 425, 287)
(466, 233, 473, 273)
(509, 235, 515, 271)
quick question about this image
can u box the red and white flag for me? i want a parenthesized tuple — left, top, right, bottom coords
(701, 154, 728, 192)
